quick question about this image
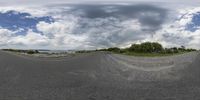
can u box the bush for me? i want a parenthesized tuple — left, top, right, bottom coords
(107, 47, 121, 53)
(165, 48, 173, 54)
(27, 50, 39, 54)
(27, 50, 35, 54)
(171, 47, 179, 53)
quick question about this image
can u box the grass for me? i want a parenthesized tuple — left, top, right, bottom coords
(118, 51, 190, 57)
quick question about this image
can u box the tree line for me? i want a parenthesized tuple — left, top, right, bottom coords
(97, 42, 197, 54)
(2, 49, 39, 54)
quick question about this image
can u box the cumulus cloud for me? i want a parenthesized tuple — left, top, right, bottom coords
(0, 28, 14, 46)
(11, 30, 49, 46)
(0, 29, 49, 49)
(37, 21, 88, 49)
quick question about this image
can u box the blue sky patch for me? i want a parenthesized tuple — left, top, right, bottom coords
(0, 10, 54, 35)
(186, 12, 200, 32)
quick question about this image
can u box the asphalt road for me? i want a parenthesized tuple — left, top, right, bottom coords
(0, 50, 200, 100)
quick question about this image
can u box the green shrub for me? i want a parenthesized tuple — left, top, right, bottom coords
(27, 50, 35, 54)
(107, 47, 120, 53)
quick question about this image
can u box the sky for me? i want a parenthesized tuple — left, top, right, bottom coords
(0, 0, 199, 5)
(0, 0, 200, 50)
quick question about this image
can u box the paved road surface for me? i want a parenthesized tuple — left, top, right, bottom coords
(0, 50, 200, 100)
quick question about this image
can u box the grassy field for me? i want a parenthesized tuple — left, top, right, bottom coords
(118, 51, 191, 57)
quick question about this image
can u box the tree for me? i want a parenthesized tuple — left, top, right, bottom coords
(165, 48, 173, 54)
(171, 47, 179, 53)
(140, 42, 153, 52)
(152, 42, 163, 53)
(129, 42, 163, 53)
(107, 47, 120, 53)
(97, 42, 196, 54)
(27, 50, 35, 54)
(129, 44, 141, 52)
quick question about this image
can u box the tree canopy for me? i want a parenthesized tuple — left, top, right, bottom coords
(129, 42, 163, 53)
(98, 42, 197, 54)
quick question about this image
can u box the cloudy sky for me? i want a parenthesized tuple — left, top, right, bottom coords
(0, 0, 200, 50)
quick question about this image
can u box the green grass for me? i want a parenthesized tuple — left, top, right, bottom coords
(118, 51, 190, 57)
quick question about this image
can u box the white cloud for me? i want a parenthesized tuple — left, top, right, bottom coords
(0, 6, 49, 17)
(151, 7, 200, 49)
(37, 20, 89, 49)
(11, 30, 49, 46)
(37, 21, 76, 36)
(0, 28, 14, 46)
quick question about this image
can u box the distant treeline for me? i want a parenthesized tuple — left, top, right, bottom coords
(2, 49, 39, 54)
(2, 42, 197, 55)
(97, 42, 197, 54)
(76, 50, 96, 53)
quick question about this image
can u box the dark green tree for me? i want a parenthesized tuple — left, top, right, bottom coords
(152, 42, 163, 53)
(107, 47, 120, 53)
(129, 44, 141, 52)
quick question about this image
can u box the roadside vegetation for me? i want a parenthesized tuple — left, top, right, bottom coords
(96, 42, 197, 57)
(1, 42, 198, 57)
(2, 49, 39, 54)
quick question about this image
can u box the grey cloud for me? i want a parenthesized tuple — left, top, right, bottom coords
(44, 4, 168, 48)
(1, 0, 200, 6)
(71, 18, 146, 48)
(162, 33, 193, 47)
(64, 4, 168, 32)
